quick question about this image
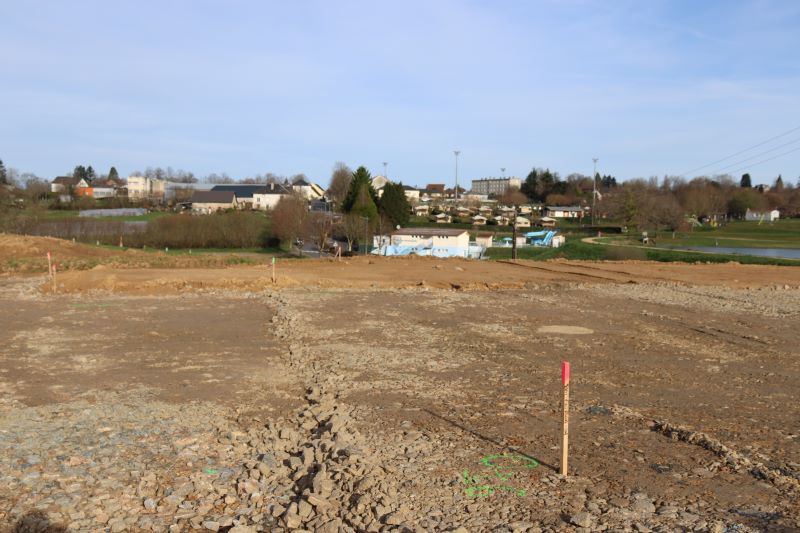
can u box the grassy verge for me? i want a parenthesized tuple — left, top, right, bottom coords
(641, 248, 800, 266)
(486, 240, 800, 266)
(485, 240, 607, 260)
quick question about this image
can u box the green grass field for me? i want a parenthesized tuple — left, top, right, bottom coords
(486, 239, 800, 266)
(607, 219, 800, 249)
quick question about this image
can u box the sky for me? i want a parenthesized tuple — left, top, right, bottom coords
(2, 0, 799, 188)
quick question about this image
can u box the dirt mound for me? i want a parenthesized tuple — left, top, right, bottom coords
(0, 233, 121, 262)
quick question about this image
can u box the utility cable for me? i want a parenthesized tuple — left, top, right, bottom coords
(679, 125, 800, 177)
(726, 145, 800, 176)
(711, 136, 800, 174)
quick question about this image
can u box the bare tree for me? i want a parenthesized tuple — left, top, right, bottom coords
(204, 173, 235, 184)
(327, 162, 352, 207)
(305, 212, 333, 253)
(270, 192, 308, 248)
(340, 212, 364, 252)
(498, 187, 528, 207)
(21, 175, 49, 204)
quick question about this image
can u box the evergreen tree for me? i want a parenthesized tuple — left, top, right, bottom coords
(0, 159, 6, 185)
(520, 169, 539, 202)
(86, 165, 96, 181)
(108, 166, 119, 182)
(73, 165, 88, 180)
(740, 173, 752, 188)
(342, 166, 378, 216)
(775, 175, 784, 191)
(379, 182, 411, 227)
(601, 175, 617, 188)
(350, 182, 378, 221)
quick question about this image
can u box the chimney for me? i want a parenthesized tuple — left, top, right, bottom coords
(270, 182, 274, 191)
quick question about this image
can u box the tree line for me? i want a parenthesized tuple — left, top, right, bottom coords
(270, 163, 411, 252)
(597, 174, 799, 230)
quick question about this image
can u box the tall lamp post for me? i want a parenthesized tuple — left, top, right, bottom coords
(501, 167, 506, 178)
(453, 150, 461, 203)
(592, 157, 599, 226)
(383, 161, 388, 181)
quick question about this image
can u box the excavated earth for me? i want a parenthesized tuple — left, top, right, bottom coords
(1, 252, 799, 532)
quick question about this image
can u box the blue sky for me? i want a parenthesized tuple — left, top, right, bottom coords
(2, 0, 799, 187)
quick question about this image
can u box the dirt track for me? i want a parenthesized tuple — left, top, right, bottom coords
(1, 236, 799, 532)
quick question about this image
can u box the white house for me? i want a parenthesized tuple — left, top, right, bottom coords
(390, 228, 469, 250)
(210, 185, 270, 208)
(413, 204, 430, 216)
(253, 183, 292, 210)
(745, 209, 780, 222)
(191, 190, 238, 213)
(475, 232, 493, 248)
(462, 191, 489, 202)
(544, 206, 584, 219)
(402, 185, 420, 202)
(471, 215, 487, 226)
(51, 176, 88, 194)
(292, 178, 324, 200)
(432, 213, 452, 224)
(515, 217, 531, 228)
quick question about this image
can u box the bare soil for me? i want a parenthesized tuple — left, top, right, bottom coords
(34, 255, 800, 295)
(1, 236, 799, 532)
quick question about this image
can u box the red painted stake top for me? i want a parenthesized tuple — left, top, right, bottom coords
(561, 361, 570, 385)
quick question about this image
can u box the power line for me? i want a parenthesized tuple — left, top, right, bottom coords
(679, 124, 800, 177)
(726, 145, 800, 176)
(711, 136, 800, 174)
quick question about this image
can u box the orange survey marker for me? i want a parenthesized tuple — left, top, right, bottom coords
(561, 361, 570, 476)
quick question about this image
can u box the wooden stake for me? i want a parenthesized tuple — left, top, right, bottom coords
(46, 252, 52, 279)
(271, 257, 276, 284)
(52, 264, 57, 294)
(561, 361, 570, 476)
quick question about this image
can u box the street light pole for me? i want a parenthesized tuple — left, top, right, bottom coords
(383, 161, 388, 182)
(501, 167, 506, 178)
(592, 157, 599, 226)
(453, 150, 461, 203)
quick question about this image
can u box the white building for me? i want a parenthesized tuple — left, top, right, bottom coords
(127, 176, 166, 201)
(515, 217, 531, 228)
(191, 190, 238, 213)
(544, 206, 584, 219)
(462, 190, 489, 202)
(253, 183, 292, 210)
(292, 178, 324, 200)
(50, 176, 87, 194)
(387, 228, 470, 257)
(402, 185, 420, 202)
(371, 175, 389, 193)
(745, 209, 780, 222)
(470, 177, 522, 196)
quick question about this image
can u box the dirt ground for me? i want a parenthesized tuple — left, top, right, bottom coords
(34, 255, 800, 295)
(1, 237, 799, 533)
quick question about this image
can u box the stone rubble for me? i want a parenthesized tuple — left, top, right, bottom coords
(0, 287, 793, 532)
